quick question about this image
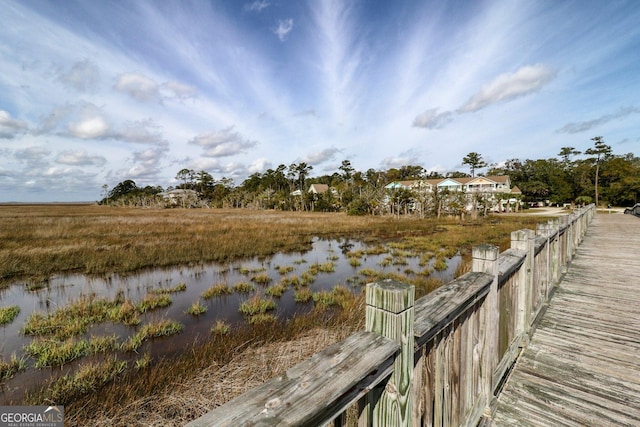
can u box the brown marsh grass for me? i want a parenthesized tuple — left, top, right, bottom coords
(0, 204, 545, 286)
(2, 204, 553, 425)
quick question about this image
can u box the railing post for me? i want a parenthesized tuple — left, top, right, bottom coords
(510, 229, 534, 337)
(472, 245, 499, 409)
(547, 218, 560, 286)
(364, 280, 415, 427)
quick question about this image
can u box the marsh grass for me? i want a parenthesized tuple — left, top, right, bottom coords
(276, 265, 295, 275)
(239, 296, 276, 317)
(250, 273, 271, 285)
(136, 294, 172, 313)
(150, 282, 187, 294)
(0, 206, 546, 287)
(265, 283, 288, 297)
(233, 282, 255, 293)
(202, 283, 231, 298)
(25, 335, 120, 368)
(122, 320, 183, 352)
(28, 356, 128, 406)
(294, 288, 313, 303)
(186, 300, 207, 316)
(0, 354, 26, 381)
(0, 305, 20, 325)
(211, 320, 230, 335)
(2, 206, 551, 424)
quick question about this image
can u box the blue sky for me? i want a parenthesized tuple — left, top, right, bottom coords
(1, 0, 639, 202)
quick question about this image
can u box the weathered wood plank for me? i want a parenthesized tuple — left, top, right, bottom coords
(493, 213, 640, 427)
(413, 272, 493, 346)
(186, 331, 399, 427)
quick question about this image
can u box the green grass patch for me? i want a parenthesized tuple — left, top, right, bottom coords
(136, 294, 172, 313)
(202, 283, 232, 299)
(294, 288, 313, 303)
(211, 320, 230, 335)
(250, 273, 271, 285)
(276, 265, 295, 275)
(30, 356, 127, 405)
(25, 335, 120, 368)
(0, 354, 26, 381)
(150, 282, 187, 294)
(239, 296, 276, 317)
(265, 283, 288, 298)
(0, 305, 20, 325)
(122, 320, 183, 352)
(233, 282, 255, 293)
(186, 300, 207, 316)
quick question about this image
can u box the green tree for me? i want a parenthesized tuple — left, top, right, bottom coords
(584, 136, 612, 207)
(462, 152, 487, 177)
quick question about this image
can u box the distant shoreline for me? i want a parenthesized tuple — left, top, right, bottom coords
(0, 201, 96, 206)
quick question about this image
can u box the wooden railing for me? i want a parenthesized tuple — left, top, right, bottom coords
(624, 203, 640, 216)
(187, 205, 596, 427)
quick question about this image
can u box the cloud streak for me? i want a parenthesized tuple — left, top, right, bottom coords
(556, 106, 640, 134)
(458, 64, 557, 113)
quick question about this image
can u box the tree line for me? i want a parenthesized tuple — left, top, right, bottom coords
(100, 136, 640, 214)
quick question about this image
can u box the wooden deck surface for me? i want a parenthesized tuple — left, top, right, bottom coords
(492, 213, 640, 427)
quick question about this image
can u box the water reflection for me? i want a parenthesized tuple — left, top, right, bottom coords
(0, 237, 460, 403)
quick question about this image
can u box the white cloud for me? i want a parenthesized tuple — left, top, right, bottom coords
(57, 59, 100, 92)
(458, 64, 557, 113)
(56, 150, 106, 166)
(248, 157, 271, 173)
(0, 110, 29, 139)
(190, 126, 258, 157)
(114, 73, 161, 103)
(274, 19, 294, 42)
(244, 1, 270, 12)
(68, 115, 109, 139)
(299, 147, 341, 165)
(412, 108, 454, 129)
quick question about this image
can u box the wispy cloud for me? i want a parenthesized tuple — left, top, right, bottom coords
(57, 59, 100, 92)
(274, 19, 294, 42)
(0, 110, 28, 139)
(380, 149, 422, 169)
(556, 106, 640, 134)
(114, 73, 161, 103)
(190, 126, 258, 157)
(458, 64, 557, 113)
(412, 108, 454, 129)
(56, 150, 106, 166)
(244, 1, 270, 13)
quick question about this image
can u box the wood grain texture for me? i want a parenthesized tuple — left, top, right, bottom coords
(493, 213, 640, 427)
(186, 331, 399, 427)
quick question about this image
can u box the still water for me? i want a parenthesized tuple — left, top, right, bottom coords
(0, 237, 460, 403)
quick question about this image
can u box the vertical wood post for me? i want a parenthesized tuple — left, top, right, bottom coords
(472, 245, 499, 406)
(365, 279, 415, 427)
(549, 219, 561, 285)
(559, 216, 569, 273)
(536, 222, 551, 299)
(510, 229, 534, 338)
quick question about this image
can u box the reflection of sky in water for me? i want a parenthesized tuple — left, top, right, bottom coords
(0, 237, 460, 403)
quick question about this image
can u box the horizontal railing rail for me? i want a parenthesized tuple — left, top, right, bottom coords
(187, 204, 596, 427)
(624, 203, 640, 216)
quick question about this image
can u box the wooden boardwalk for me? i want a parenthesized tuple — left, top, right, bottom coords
(492, 213, 640, 426)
